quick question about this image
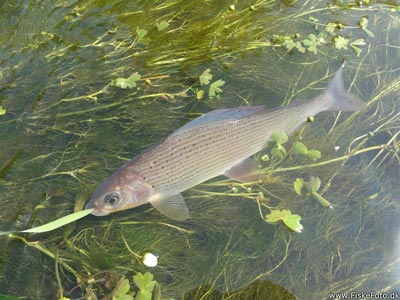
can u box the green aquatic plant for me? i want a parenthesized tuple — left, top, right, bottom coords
(109, 272, 160, 300)
(111, 276, 133, 300)
(0, 209, 93, 236)
(359, 16, 375, 37)
(111, 73, 142, 89)
(196, 68, 225, 99)
(156, 20, 169, 31)
(136, 28, 148, 41)
(334, 36, 349, 50)
(325, 22, 341, 35)
(199, 68, 213, 86)
(293, 176, 331, 207)
(302, 33, 325, 54)
(349, 38, 366, 56)
(270, 132, 288, 159)
(269, 13, 373, 57)
(208, 79, 225, 99)
(133, 272, 157, 300)
(293, 142, 321, 161)
(0, 105, 6, 115)
(271, 34, 305, 53)
(265, 209, 303, 233)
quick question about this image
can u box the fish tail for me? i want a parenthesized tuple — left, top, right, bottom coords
(323, 63, 367, 111)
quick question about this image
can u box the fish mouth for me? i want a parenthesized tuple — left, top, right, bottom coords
(85, 202, 110, 216)
(90, 209, 110, 216)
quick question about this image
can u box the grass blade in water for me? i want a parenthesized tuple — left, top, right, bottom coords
(0, 209, 93, 235)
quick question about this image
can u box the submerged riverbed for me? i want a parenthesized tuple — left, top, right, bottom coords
(0, 1, 399, 299)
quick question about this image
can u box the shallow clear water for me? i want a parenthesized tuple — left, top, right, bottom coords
(0, 1, 399, 299)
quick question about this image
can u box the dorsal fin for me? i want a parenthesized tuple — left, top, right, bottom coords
(172, 106, 265, 135)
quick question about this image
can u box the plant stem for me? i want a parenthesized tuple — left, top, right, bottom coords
(268, 144, 385, 174)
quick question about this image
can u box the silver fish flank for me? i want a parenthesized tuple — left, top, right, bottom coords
(85, 65, 366, 220)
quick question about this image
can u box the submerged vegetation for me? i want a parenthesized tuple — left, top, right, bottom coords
(0, 0, 399, 299)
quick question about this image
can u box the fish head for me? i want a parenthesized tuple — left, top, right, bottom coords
(85, 168, 154, 216)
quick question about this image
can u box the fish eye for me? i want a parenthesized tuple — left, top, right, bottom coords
(103, 192, 121, 208)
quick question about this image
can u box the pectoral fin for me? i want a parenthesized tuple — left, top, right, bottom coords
(150, 194, 189, 221)
(224, 158, 262, 183)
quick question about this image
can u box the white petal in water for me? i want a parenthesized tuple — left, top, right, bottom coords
(143, 252, 158, 267)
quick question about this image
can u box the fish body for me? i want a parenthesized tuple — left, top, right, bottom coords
(85, 65, 366, 220)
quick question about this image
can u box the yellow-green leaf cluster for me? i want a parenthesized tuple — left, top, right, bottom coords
(265, 209, 303, 233)
(111, 73, 141, 89)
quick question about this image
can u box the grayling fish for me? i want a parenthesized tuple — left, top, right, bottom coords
(85, 65, 366, 220)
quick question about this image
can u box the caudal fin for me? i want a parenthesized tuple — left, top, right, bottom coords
(324, 64, 367, 111)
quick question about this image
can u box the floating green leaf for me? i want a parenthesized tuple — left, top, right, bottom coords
(265, 209, 287, 223)
(294, 142, 307, 154)
(208, 79, 225, 98)
(282, 39, 305, 53)
(293, 142, 321, 160)
(306, 149, 321, 160)
(111, 73, 141, 89)
(308, 176, 321, 193)
(199, 69, 213, 86)
(134, 272, 154, 289)
(157, 21, 169, 31)
(302, 34, 318, 54)
(271, 146, 286, 159)
(0, 106, 6, 116)
(0, 209, 94, 236)
(293, 178, 304, 195)
(350, 38, 366, 56)
(271, 132, 288, 145)
(138, 290, 152, 300)
(325, 22, 337, 35)
(334, 36, 349, 50)
(136, 28, 148, 41)
(359, 17, 375, 37)
(265, 209, 303, 233)
(196, 89, 205, 100)
(282, 38, 295, 51)
(134, 272, 156, 300)
(283, 214, 303, 233)
(112, 277, 133, 300)
(294, 177, 331, 207)
(270, 132, 288, 159)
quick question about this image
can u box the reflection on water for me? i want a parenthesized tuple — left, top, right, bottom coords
(0, 0, 399, 299)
